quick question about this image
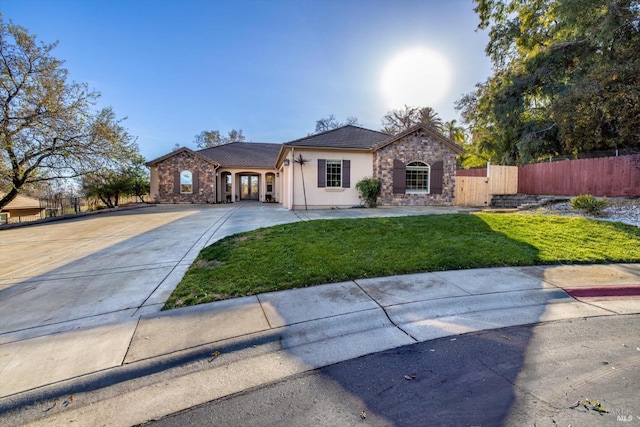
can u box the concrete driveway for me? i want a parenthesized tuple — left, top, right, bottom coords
(0, 203, 469, 342)
(0, 204, 302, 342)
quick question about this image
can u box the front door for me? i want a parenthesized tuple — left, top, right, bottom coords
(240, 175, 259, 200)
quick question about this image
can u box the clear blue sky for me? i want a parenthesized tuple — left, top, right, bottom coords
(3, 0, 492, 161)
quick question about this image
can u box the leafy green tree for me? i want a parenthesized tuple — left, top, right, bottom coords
(194, 129, 245, 149)
(0, 18, 139, 209)
(83, 170, 130, 208)
(82, 158, 149, 207)
(457, 0, 640, 164)
(128, 159, 150, 202)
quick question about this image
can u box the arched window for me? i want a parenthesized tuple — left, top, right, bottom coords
(406, 161, 430, 193)
(180, 170, 193, 194)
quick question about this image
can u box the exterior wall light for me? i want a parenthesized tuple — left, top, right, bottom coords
(284, 159, 290, 166)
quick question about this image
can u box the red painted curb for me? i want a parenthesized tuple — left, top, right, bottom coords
(565, 285, 640, 299)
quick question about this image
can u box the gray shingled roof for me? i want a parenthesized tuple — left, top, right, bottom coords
(198, 142, 281, 168)
(283, 125, 391, 149)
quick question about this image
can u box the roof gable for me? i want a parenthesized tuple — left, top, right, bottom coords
(283, 125, 390, 150)
(1, 194, 42, 211)
(374, 124, 464, 154)
(145, 147, 220, 167)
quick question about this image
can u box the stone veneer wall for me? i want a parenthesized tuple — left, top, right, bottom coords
(154, 151, 216, 203)
(374, 131, 457, 206)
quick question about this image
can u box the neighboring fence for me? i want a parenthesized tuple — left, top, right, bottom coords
(455, 165, 518, 206)
(518, 154, 640, 197)
(2, 194, 147, 225)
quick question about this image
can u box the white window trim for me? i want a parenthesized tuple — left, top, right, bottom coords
(326, 160, 342, 188)
(406, 161, 430, 194)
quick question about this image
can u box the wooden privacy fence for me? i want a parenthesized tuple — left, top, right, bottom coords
(518, 154, 640, 197)
(455, 165, 518, 206)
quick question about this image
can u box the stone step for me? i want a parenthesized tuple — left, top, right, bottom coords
(490, 194, 571, 209)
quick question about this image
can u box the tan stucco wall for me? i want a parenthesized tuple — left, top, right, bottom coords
(149, 150, 282, 204)
(374, 131, 457, 206)
(282, 148, 373, 209)
(6, 208, 43, 218)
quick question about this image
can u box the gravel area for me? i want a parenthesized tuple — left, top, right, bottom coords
(521, 198, 640, 227)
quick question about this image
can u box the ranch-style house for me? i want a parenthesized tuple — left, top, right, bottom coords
(146, 123, 464, 209)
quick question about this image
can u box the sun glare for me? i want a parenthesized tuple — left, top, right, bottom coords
(380, 47, 453, 109)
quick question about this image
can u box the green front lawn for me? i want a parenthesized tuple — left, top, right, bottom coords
(164, 213, 640, 309)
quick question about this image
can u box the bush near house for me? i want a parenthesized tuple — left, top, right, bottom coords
(355, 177, 382, 207)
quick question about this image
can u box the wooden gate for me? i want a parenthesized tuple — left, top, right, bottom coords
(455, 165, 518, 206)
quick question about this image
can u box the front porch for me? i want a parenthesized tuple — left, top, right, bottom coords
(217, 170, 279, 203)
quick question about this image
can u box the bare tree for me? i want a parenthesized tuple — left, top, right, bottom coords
(194, 129, 245, 149)
(314, 115, 359, 134)
(1, 19, 139, 209)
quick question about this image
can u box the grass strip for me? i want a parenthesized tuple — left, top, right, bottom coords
(164, 213, 640, 309)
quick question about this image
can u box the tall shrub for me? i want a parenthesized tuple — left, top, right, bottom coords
(356, 177, 381, 207)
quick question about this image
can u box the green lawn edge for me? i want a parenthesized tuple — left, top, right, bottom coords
(163, 213, 640, 309)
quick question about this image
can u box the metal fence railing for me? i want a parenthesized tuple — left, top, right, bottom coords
(1, 194, 148, 225)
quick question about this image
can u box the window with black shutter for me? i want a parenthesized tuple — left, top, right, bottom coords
(393, 159, 406, 193)
(430, 161, 443, 194)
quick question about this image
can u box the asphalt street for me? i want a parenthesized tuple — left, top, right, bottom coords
(148, 314, 640, 427)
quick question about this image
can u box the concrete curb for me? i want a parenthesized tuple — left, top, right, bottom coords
(1, 257, 639, 426)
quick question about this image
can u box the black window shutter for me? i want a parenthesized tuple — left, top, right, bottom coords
(193, 171, 199, 193)
(318, 159, 326, 188)
(342, 160, 351, 188)
(430, 161, 443, 194)
(393, 159, 406, 194)
(174, 171, 180, 194)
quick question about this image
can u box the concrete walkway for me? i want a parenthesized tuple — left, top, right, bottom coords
(0, 203, 638, 426)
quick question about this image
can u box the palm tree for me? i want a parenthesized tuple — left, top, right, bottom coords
(443, 119, 466, 143)
(381, 105, 445, 134)
(418, 107, 444, 131)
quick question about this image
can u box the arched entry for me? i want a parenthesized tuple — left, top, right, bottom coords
(240, 174, 259, 200)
